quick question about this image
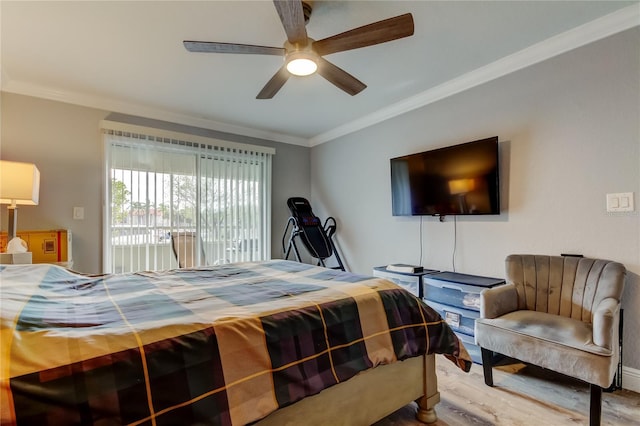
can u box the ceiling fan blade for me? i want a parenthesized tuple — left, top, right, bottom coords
(316, 57, 366, 96)
(184, 41, 285, 56)
(313, 13, 414, 56)
(272, 0, 307, 45)
(256, 65, 290, 99)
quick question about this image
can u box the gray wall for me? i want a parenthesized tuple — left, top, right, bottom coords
(1, 93, 311, 273)
(310, 28, 640, 370)
(1, 27, 637, 374)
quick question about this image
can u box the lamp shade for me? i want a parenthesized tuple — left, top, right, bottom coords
(0, 160, 40, 206)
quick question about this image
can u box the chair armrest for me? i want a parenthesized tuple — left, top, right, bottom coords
(480, 284, 518, 319)
(592, 297, 620, 350)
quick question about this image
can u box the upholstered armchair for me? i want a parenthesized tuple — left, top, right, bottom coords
(475, 254, 625, 426)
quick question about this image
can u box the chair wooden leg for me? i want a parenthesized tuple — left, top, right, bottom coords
(590, 384, 602, 426)
(480, 347, 494, 387)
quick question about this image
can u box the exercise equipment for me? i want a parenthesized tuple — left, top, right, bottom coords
(282, 197, 346, 271)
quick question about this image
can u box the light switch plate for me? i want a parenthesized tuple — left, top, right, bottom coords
(73, 206, 85, 220)
(606, 192, 634, 212)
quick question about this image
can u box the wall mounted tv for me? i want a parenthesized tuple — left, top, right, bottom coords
(390, 136, 500, 216)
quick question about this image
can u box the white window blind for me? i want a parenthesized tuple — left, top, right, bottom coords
(101, 121, 273, 273)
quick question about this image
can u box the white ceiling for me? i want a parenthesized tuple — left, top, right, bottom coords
(2, 1, 638, 146)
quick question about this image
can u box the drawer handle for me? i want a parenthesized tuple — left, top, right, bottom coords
(440, 284, 463, 291)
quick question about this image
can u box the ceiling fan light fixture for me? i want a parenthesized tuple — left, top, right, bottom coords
(286, 52, 318, 76)
(184, 3, 414, 98)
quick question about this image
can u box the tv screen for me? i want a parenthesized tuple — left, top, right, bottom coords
(390, 137, 500, 216)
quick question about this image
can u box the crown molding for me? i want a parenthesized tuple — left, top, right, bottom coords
(2, 4, 637, 148)
(0, 79, 310, 147)
(308, 4, 640, 146)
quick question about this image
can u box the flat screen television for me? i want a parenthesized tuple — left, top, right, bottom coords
(390, 137, 500, 216)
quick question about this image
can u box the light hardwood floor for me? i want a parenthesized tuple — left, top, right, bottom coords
(375, 357, 640, 425)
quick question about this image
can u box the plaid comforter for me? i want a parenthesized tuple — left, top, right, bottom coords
(0, 260, 471, 425)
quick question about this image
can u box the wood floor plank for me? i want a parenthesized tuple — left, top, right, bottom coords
(374, 357, 640, 425)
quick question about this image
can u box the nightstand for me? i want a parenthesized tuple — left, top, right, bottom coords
(0, 252, 32, 264)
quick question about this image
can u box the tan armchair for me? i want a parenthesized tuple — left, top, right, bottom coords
(475, 255, 625, 426)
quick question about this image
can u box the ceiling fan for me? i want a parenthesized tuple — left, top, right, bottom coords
(183, 0, 414, 99)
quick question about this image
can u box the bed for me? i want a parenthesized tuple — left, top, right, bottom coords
(0, 260, 471, 425)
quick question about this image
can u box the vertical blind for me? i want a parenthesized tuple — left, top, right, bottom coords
(101, 122, 273, 273)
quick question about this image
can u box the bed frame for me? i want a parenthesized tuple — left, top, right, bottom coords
(257, 353, 439, 425)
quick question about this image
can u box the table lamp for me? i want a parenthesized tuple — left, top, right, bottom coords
(0, 160, 40, 241)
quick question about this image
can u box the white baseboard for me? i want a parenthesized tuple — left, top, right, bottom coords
(622, 366, 640, 393)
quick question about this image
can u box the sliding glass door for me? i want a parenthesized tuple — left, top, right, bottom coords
(102, 125, 272, 273)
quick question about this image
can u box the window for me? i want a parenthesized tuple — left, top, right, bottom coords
(102, 122, 273, 273)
